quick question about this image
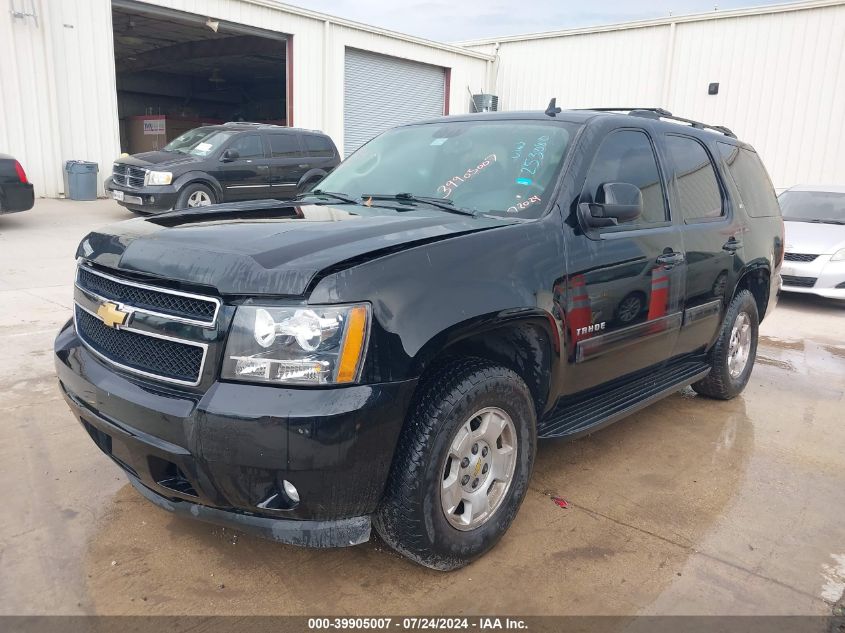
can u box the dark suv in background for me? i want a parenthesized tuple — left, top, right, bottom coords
(106, 123, 340, 214)
(57, 106, 782, 570)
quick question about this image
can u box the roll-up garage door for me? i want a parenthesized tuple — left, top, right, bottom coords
(344, 48, 445, 157)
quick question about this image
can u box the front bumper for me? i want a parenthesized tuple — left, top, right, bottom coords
(780, 255, 845, 300)
(55, 320, 417, 547)
(105, 177, 178, 213)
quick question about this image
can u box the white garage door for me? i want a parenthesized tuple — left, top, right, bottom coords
(344, 48, 445, 157)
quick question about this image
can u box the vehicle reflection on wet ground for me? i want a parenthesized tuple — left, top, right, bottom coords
(1, 200, 843, 616)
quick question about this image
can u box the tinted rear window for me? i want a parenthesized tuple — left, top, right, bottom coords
(269, 134, 302, 158)
(718, 143, 780, 218)
(303, 135, 335, 157)
(665, 135, 724, 221)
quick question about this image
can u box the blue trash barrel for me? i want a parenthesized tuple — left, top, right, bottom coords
(63, 161, 98, 201)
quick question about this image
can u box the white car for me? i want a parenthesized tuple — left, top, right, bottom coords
(778, 185, 845, 300)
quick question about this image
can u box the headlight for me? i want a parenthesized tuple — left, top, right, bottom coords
(222, 304, 370, 385)
(144, 170, 172, 186)
(830, 248, 845, 262)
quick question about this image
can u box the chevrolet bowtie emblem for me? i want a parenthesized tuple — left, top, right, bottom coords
(96, 301, 129, 329)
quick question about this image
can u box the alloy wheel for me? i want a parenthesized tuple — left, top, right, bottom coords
(727, 311, 751, 378)
(440, 407, 517, 531)
(187, 190, 212, 207)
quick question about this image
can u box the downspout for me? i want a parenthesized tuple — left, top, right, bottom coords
(487, 41, 500, 96)
(661, 22, 677, 108)
(322, 19, 330, 132)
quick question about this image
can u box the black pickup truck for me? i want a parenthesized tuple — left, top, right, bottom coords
(55, 106, 783, 570)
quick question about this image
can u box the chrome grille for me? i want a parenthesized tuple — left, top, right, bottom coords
(73, 264, 220, 386)
(77, 266, 218, 325)
(784, 253, 819, 262)
(112, 163, 146, 188)
(75, 306, 204, 385)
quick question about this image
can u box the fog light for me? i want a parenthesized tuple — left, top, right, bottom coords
(283, 479, 300, 503)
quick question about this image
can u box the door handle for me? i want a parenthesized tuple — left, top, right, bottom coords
(656, 251, 685, 268)
(722, 237, 742, 253)
(257, 165, 269, 170)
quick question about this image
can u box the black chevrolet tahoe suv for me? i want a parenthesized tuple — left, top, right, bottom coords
(56, 106, 783, 570)
(105, 123, 340, 214)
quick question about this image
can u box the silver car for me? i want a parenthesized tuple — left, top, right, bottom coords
(778, 185, 845, 300)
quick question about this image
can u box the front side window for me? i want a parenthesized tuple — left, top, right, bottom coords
(665, 135, 724, 221)
(228, 134, 264, 159)
(316, 120, 579, 218)
(163, 128, 235, 157)
(580, 129, 667, 226)
(269, 135, 303, 158)
(718, 143, 780, 218)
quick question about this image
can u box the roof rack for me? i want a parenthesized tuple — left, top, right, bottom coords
(580, 107, 737, 138)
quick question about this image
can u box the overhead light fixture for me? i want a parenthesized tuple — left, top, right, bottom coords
(205, 18, 219, 33)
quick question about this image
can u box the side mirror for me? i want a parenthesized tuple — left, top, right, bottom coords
(221, 148, 240, 162)
(579, 182, 643, 228)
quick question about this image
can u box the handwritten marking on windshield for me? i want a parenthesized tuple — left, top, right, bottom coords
(437, 154, 497, 199)
(507, 195, 542, 214)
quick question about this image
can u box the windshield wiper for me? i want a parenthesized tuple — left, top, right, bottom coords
(296, 190, 361, 205)
(363, 193, 476, 217)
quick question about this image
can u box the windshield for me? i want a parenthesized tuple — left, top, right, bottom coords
(163, 127, 235, 157)
(778, 190, 845, 223)
(317, 120, 579, 218)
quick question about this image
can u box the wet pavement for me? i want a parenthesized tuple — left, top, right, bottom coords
(1, 199, 843, 616)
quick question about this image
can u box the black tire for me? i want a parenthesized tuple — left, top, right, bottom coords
(373, 357, 536, 571)
(692, 289, 759, 400)
(175, 183, 216, 209)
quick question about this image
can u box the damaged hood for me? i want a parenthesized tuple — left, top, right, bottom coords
(77, 200, 515, 296)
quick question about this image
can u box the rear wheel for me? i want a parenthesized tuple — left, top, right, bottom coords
(692, 289, 759, 400)
(374, 358, 536, 570)
(175, 183, 215, 209)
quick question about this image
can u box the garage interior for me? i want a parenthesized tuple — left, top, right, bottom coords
(111, 2, 288, 154)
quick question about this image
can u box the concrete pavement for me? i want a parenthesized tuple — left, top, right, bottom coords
(1, 199, 843, 617)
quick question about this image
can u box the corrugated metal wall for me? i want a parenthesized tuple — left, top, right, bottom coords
(464, 1, 845, 188)
(0, 0, 120, 197)
(0, 0, 490, 197)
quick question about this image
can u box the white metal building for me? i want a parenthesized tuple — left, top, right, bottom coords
(461, 0, 845, 189)
(0, 0, 492, 197)
(1, 0, 843, 198)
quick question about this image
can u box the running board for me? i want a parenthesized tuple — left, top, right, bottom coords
(538, 361, 711, 439)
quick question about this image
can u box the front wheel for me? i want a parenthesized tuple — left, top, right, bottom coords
(374, 358, 536, 570)
(692, 289, 759, 400)
(175, 183, 216, 209)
